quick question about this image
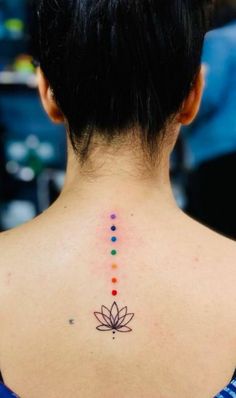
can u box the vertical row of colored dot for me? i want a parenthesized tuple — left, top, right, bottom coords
(110, 214, 118, 296)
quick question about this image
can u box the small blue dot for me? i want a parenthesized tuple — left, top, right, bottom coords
(111, 236, 117, 242)
(111, 226, 116, 231)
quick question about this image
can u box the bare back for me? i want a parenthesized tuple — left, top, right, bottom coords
(0, 201, 236, 398)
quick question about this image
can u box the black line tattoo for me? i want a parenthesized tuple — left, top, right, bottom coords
(94, 302, 134, 333)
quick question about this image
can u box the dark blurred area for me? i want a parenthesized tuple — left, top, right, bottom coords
(214, 0, 236, 27)
(0, 0, 235, 240)
(0, 0, 66, 230)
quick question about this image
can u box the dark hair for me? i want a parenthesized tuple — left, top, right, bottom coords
(35, 0, 213, 162)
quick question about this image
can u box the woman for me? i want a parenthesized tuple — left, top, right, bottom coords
(0, 1, 236, 397)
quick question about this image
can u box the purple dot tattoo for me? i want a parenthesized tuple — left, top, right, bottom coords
(110, 214, 116, 220)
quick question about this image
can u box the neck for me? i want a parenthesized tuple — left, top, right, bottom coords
(55, 137, 178, 217)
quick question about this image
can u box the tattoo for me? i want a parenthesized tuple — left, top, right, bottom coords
(94, 213, 135, 336)
(94, 301, 134, 333)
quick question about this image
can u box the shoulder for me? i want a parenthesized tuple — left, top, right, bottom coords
(0, 223, 33, 264)
(183, 213, 236, 298)
(0, 217, 47, 293)
(179, 210, 236, 271)
(0, 226, 27, 289)
(181, 212, 236, 317)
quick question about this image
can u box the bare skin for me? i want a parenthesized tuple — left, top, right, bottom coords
(0, 68, 235, 398)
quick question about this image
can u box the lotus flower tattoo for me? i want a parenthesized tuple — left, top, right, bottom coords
(94, 302, 134, 332)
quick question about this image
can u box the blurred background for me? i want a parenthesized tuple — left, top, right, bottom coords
(0, 0, 66, 231)
(0, 0, 235, 239)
